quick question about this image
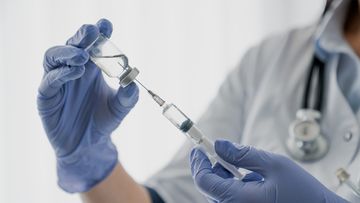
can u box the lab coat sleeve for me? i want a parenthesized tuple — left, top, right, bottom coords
(145, 46, 260, 203)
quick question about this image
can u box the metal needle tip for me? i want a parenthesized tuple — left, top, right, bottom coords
(149, 91, 166, 107)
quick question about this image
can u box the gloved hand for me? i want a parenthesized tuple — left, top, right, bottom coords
(37, 19, 139, 193)
(190, 140, 349, 203)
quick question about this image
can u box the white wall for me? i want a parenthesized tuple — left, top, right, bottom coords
(0, 1, 5, 199)
(0, 0, 324, 202)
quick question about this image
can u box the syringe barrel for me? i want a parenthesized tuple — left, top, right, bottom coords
(187, 125, 244, 180)
(162, 103, 243, 179)
(162, 104, 192, 132)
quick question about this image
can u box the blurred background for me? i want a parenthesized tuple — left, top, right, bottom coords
(0, 0, 325, 202)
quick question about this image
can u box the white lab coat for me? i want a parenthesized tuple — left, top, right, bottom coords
(146, 0, 360, 202)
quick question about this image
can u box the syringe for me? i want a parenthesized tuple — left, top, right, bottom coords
(86, 37, 242, 178)
(85, 32, 243, 179)
(139, 85, 244, 179)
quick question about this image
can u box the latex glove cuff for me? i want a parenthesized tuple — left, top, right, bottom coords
(56, 136, 118, 193)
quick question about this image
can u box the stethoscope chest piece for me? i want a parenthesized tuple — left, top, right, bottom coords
(287, 109, 329, 161)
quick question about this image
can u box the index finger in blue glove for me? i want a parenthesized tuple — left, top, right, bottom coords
(211, 164, 264, 182)
(242, 172, 264, 182)
(43, 46, 89, 73)
(190, 148, 238, 200)
(66, 24, 99, 48)
(38, 65, 85, 99)
(214, 140, 273, 177)
(66, 19, 113, 48)
(212, 163, 233, 179)
(96, 18, 113, 38)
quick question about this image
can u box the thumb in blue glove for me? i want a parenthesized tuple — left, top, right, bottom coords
(190, 140, 349, 203)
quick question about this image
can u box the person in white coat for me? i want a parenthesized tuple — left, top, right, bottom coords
(37, 0, 360, 202)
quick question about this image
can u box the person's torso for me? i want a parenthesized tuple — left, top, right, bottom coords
(240, 23, 360, 202)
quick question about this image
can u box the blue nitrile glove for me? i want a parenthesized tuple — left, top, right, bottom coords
(37, 19, 139, 193)
(190, 140, 349, 203)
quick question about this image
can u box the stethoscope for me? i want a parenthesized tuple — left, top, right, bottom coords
(286, 54, 360, 197)
(286, 0, 330, 162)
(287, 55, 328, 162)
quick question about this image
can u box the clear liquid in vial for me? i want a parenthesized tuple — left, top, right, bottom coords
(91, 54, 129, 79)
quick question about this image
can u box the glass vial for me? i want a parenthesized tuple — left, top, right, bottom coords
(86, 34, 139, 87)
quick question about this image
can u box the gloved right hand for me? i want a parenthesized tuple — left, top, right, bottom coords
(37, 19, 139, 193)
(190, 140, 349, 203)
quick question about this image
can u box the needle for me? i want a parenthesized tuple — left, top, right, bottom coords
(132, 78, 165, 106)
(134, 79, 166, 106)
(134, 78, 150, 91)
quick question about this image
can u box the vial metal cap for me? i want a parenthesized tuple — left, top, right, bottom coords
(119, 67, 139, 87)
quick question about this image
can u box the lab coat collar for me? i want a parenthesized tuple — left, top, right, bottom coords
(314, 0, 354, 60)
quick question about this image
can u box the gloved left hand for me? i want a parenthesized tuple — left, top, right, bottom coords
(190, 140, 349, 203)
(37, 19, 139, 193)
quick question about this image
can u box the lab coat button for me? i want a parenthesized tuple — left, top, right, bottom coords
(343, 131, 353, 142)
